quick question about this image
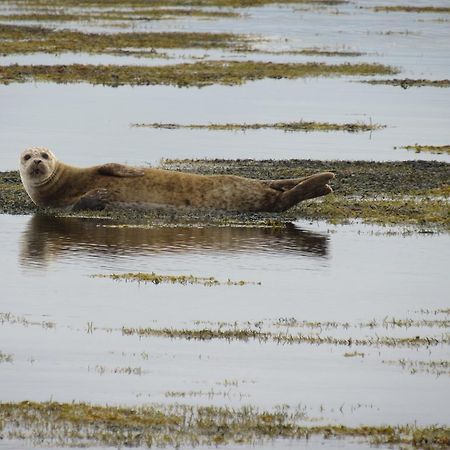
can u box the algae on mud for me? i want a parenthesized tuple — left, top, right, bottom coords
(1, 160, 449, 230)
(0, 61, 397, 87)
(0, 24, 249, 55)
(132, 120, 385, 132)
(0, 401, 448, 448)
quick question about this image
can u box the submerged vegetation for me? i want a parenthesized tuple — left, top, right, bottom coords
(362, 79, 450, 88)
(398, 145, 450, 155)
(132, 120, 385, 132)
(1, 159, 449, 230)
(92, 272, 260, 286)
(0, 400, 448, 448)
(0, 61, 397, 87)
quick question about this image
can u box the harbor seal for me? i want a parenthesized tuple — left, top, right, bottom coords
(19, 147, 334, 212)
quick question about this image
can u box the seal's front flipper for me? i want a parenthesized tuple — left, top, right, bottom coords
(72, 188, 112, 211)
(97, 163, 144, 177)
(275, 172, 334, 212)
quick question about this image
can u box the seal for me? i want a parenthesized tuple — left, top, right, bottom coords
(19, 147, 334, 212)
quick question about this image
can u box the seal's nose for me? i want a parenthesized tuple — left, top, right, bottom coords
(34, 159, 42, 165)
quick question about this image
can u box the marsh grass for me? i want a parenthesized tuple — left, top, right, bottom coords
(0, 61, 397, 87)
(132, 120, 385, 132)
(92, 272, 260, 286)
(0, 401, 448, 448)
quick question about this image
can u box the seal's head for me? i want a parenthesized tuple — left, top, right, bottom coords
(19, 147, 58, 188)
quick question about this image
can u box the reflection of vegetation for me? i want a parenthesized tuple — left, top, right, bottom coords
(0, 401, 448, 448)
(373, 6, 450, 14)
(0, 61, 397, 87)
(132, 120, 385, 132)
(398, 145, 450, 155)
(92, 272, 259, 286)
(0, 24, 249, 55)
(363, 79, 450, 88)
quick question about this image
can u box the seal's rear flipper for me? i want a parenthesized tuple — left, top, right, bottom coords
(97, 163, 144, 177)
(263, 175, 317, 192)
(275, 172, 334, 212)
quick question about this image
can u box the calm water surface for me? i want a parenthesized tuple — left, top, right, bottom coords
(1, 214, 449, 429)
(0, 0, 450, 167)
(0, 1, 449, 447)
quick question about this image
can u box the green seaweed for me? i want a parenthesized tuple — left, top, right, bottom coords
(0, 61, 397, 87)
(132, 120, 385, 132)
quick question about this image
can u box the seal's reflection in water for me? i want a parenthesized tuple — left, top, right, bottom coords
(20, 215, 329, 267)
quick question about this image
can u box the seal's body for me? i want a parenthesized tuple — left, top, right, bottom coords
(19, 148, 334, 212)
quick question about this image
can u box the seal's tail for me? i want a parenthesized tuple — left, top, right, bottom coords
(273, 172, 335, 212)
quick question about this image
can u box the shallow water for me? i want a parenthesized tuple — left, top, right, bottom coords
(0, 1, 449, 447)
(1, 0, 450, 168)
(1, 78, 449, 169)
(1, 214, 449, 430)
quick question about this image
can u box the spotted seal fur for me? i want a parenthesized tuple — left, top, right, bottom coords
(19, 147, 334, 212)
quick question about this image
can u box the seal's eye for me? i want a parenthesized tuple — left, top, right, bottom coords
(24, 154, 31, 161)
(41, 152, 49, 160)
